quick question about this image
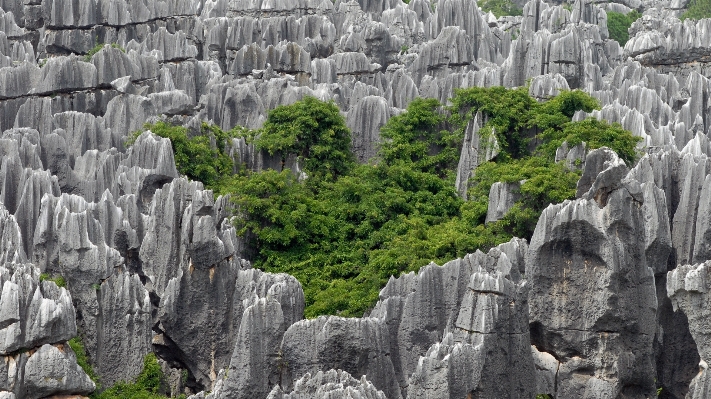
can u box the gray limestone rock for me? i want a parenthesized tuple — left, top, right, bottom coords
(220, 297, 285, 399)
(667, 262, 711, 399)
(52, 111, 115, 164)
(576, 147, 629, 201)
(19, 343, 95, 398)
(527, 167, 658, 397)
(280, 316, 401, 399)
(157, 266, 304, 390)
(672, 153, 709, 266)
(693, 175, 711, 264)
(347, 95, 390, 163)
(555, 141, 587, 170)
(455, 113, 482, 199)
(0, 203, 25, 265)
(642, 181, 672, 275)
(407, 267, 534, 398)
(266, 369, 387, 399)
(91, 45, 136, 86)
(0, 62, 39, 99)
(529, 73, 570, 100)
(203, 80, 266, 130)
(409, 26, 475, 85)
(0, 263, 76, 355)
(485, 180, 523, 223)
(31, 56, 97, 96)
(368, 239, 526, 395)
(94, 270, 152, 387)
(139, 28, 199, 62)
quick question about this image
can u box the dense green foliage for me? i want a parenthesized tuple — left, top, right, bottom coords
(69, 337, 100, 387)
(92, 353, 184, 399)
(682, 0, 711, 20)
(255, 96, 355, 180)
(39, 273, 67, 288)
(480, 0, 523, 17)
(606, 10, 642, 45)
(129, 122, 236, 191)
(145, 89, 640, 318)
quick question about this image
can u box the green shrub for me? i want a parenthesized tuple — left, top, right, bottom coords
(40, 273, 67, 288)
(537, 117, 642, 165)
(450, 86, 537, 160)
(68, 336, 100, 387)
(92, 353, 182, 399)
(257, 96, 355, 181)
(480, 0, 523, 17)
(607, 10, 642, 45)
(128, 122, 236, 192)
(682, 0, 711, 20)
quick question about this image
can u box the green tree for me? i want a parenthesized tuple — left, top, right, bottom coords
(537, 117, 642, 165)
(607, 10, 642, 45)
(256, 96, 355, 181)
(154, 89, 641, 318)
(682, 0, 711, 20)
(480, 0, 523, 17)
(450, 86, 537, 160)
(128, 122, 235, 192)
(380, 98, 459, 177)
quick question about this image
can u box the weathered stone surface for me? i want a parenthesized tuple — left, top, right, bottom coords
(347, 95, 390, 162)
(266, 369, 387, 399)
(20, 343, 95, 399)
(672, 153, 709, 266)
(406, 267, 534, 398)
(527, 164, 658, 397)
(485, 180, 523, 223)
(455, 113, 482, 199)
(367, 239, 526, 396)
(94, 271, 152, 387)
(667, 262, 711, 399)
(280, 316, 400, 399)
(0, 263, 76, 355)
(220, 297, 284, 399)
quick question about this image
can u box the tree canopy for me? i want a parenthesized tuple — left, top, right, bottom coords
(140, 89, 641, 317)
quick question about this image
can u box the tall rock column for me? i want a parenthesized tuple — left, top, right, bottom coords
(668, 261, 711, 399)
(526, 149, 658, 398)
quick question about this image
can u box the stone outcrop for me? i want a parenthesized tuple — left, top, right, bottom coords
(0, 262, 94, 398)
(527, 150, 660, 398)
(266, 369, 387, 399)
(667, 262, 711, 399)
(406, 268, 534, 398)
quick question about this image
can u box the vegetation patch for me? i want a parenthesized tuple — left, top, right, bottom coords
(607, 10, 642, 45)
(128, 122, 238, 191)
(40, 273, 67, 288)
(140, 88, 640, 318)
(682, 0, 711, 20)
(480, 0, 523, 17)
(84, 42, 126, 62)
(68, 336, 100, 387)
(92, 353, 185, 399)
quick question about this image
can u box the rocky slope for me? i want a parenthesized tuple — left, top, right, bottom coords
(1, 0, 711, 397)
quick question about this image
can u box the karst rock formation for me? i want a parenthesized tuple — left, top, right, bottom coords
(1, 0, 711, 397)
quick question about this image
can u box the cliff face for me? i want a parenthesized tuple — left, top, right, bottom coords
(1, 0, 711, 397)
